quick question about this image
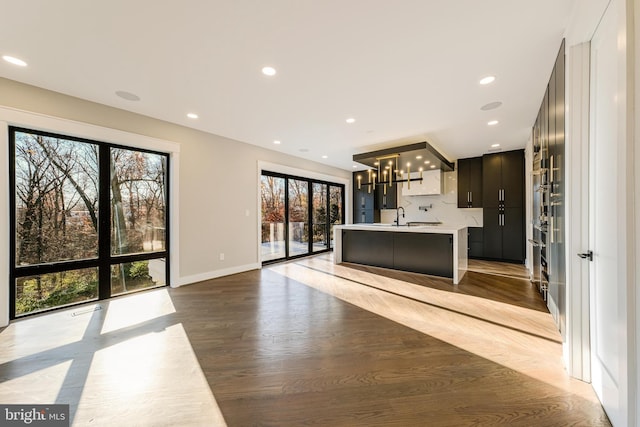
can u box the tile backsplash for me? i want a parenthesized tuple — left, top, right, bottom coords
(379, 170, 483, 227)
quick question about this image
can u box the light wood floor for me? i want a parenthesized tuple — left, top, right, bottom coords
(0, 254, 609, 426)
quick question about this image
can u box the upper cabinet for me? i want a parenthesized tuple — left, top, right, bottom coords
(457, 157, 483, 208)
(375, 181, 397, 209)
(482, 150, 524, 208)
(352, 171, 378, 223)
(401, 170, 442, 196)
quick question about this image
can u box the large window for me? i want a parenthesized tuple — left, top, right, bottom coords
(10, 127, 169, 318)
(261, 171, 344, 264)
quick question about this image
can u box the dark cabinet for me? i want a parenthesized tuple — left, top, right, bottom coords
(342, 230, 394, 269)
(457, 157, 483, 208)
(394, 232, 453, 277)
(352, 172, 378, 223)
(482, 150, 524, 208)
(482, 150, 525, 262)
(375, 181, 397, 209)
(468, 227, 483, 258)
(482, 207, 524, 262)
(354, 208, 378, 224)
(342, 230, 453, 279)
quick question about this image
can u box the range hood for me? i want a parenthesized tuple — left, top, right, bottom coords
(352, 141, 454, 172)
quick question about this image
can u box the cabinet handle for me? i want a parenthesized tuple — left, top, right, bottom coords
(550, 155, 554, 184)
(469, 192, 473, 204)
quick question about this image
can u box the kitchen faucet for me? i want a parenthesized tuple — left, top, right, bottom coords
(395, 206, 405, 226)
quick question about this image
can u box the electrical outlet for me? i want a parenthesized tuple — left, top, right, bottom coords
(219, 253, 225, 261)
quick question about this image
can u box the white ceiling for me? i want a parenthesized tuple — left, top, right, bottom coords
(0, 0, 576, 171)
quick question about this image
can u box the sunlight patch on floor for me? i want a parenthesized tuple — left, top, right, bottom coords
(0, 289, 228, 427)
(0, 306, 97, 362)
(74, 322, 227, 426)
(99, 288, 176, 334)
(267, 257, 599, 403)
(0, 360, 72, 403)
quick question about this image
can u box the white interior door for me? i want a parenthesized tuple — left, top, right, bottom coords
(589, 1, 628, 425)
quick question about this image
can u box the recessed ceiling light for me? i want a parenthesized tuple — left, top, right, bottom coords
(479, 75, 496, 85)
(491, 143, 501, 148)
(487, 120, 499, 126)
(424, 160, 430, 164)
(416, 155, 423, 160)
(430, 165, 436, 169)
(353, 165, 358, 168)
(374, 161, 379, 166)
(273, 140, 281, 145)
(322, 155, 328, 159)
(2, 55, 27, 67)
(261, 66, 276, 76)
(346, 118, 356, 124)
(115, 90, 140, 101)
(481, 101, 503, 111)
(187, 113, 199, 119)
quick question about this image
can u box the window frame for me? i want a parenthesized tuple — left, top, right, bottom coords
(9, 126, 170, 319)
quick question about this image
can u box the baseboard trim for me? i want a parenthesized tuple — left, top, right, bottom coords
(174, 263, 261, 287)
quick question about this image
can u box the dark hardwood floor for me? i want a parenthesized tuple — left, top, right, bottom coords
(170, 255, 609, 426)
(0, 254, 610, 426)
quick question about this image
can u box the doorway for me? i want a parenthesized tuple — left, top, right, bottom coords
(260, 170, 344, 264)
(584, 0, 633, 424)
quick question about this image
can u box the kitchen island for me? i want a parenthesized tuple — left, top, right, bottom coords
(333, 224, 468, 284)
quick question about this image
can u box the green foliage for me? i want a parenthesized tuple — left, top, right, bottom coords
(16, 271, 98, 315)
(129, 261, 151, 280)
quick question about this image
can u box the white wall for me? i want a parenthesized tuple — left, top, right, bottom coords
(0, 77, 351, 326)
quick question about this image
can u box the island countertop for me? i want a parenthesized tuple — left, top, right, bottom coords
(333, 223, 468, 284)
(334, 223, 467, 234)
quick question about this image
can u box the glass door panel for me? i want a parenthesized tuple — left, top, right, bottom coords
(261, 175, 286, 262)
(288, 179, 309, 257)
(312, 183, 328, 252)
(329, 185, 343, 248)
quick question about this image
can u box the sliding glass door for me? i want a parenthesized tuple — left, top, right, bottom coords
(312, 183, 328, 252)
(261, 171, 344, 264)
(10, 127, 169, 318)
(260, 175, 286, 262)
(329, 185, 343, 248)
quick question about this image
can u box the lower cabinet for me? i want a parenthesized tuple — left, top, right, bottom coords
(468, 227, 483, 258)
(342, 230, 453, 278)
(342, 230, 394, 269)
(482, 207, 524, 262)
(393, 232, 453, 277)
